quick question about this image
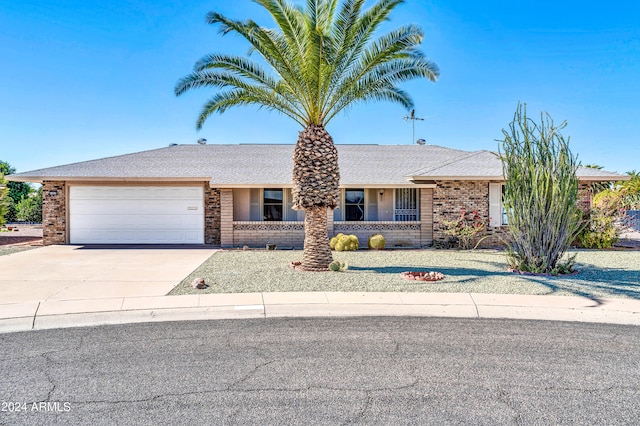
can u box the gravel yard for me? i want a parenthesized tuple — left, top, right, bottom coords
(0, 245, 37, 256)
(170, 249, 640, 300)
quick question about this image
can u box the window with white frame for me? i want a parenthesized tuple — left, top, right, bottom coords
(394, 188, 418, 221)
(263, 189, 283, 221)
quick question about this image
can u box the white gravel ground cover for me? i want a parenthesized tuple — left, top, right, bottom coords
(170, 249, 640, 300)
(0, 246, 36, 257)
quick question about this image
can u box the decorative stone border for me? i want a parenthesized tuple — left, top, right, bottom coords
(400, 271, 445, 281)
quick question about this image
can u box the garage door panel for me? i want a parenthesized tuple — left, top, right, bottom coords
(70, 200, 202, 215)
(72, 187, 203, 200)
(69, 186, 205, 244)
(71, 215, 203, 229)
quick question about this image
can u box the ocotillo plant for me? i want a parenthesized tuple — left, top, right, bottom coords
(498, 103, 582, 274)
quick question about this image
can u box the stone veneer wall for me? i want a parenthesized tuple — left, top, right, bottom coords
(204, 187, 221, 245)
(42, 181, 66, 245)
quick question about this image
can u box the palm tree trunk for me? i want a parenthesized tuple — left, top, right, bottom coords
(301, 206, 333, 270)
(292, 124, 340, 271)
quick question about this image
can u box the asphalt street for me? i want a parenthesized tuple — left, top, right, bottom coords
(1, 317, 639, 425)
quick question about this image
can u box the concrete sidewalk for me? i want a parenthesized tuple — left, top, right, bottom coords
(1, 291, 639, 333)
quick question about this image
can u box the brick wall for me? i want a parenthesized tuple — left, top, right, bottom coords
(204, 187, 221, 245)
(433, 181, 593, 248)
(42, 181, 66, 245)
(220, 189, 234, 247)
(433, 180, 493, 244)
(419, 188, 433, 245)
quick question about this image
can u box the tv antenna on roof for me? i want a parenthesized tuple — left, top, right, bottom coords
(403, 109, 424, 144)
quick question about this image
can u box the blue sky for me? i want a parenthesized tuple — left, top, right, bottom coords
(1, 0, 639, 175)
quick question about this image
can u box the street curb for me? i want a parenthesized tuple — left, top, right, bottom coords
(1, 292, 639, 333)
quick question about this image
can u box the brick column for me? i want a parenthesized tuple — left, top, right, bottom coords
(220, 189, 234, 248)
(204, 187, 221, 245)
(419, 188, 433, 246)
(42, 181, 66, 245)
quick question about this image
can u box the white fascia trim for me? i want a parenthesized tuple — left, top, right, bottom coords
(407, 175, 504, 182)
(6, 176, 212, 183)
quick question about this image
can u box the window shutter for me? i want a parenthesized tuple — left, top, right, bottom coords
(284, 188, 295, 221)
(367, 189, 378, 221)
(249, 188, 261, 221)
(489, 183, 502, 227)
(333, 189, 343, 221)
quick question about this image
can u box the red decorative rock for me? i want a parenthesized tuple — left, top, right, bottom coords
(400, 271, 445, 281)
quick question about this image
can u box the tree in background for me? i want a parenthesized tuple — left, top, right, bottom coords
(16, 188, 42, 222)
(0, 173, 9, 226)
(0, 161, 32, 204)
(620, 170, 640, 210)
(175, 0, 439, 270)
(498, 103, 582, 274)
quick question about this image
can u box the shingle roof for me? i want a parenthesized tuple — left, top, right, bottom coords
(8, 143, 626, 185)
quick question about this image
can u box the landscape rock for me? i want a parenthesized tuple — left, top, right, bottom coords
(191, 277, 207, 289)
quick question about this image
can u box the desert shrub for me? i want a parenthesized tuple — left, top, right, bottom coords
(367, 234, 386, 250)
(578, 208, 619, 248)
(440, 208, 486, 250)
(498, 103, 582, 274)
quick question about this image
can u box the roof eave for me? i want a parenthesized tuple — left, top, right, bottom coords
(407, 175, 504, 181)
(5, 176, 213, 183)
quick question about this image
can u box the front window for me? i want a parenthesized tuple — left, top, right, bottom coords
(344, 189, 365, 221)
(394, 188, 418, 221)
(263, 189, 283, 221)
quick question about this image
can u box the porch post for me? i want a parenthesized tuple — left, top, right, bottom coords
(220, 189, 234, 248)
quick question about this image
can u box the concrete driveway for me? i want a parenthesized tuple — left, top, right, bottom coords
(0, 245, 217, 304)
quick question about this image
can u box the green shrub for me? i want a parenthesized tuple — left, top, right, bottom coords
(578, 208, 619, 249)
(16, 189, 42, 222)
(367, 234, 386, 250)
(0, 174, 8, 227)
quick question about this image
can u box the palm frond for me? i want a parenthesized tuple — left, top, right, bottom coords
(177, 0, 438, 129)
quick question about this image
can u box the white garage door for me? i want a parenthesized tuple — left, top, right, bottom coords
(69, 186, 204, 244)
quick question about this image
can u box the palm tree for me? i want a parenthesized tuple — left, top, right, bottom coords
(175, 0, 439, 270)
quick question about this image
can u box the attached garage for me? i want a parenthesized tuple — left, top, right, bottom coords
(69, 186, 204, 244)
